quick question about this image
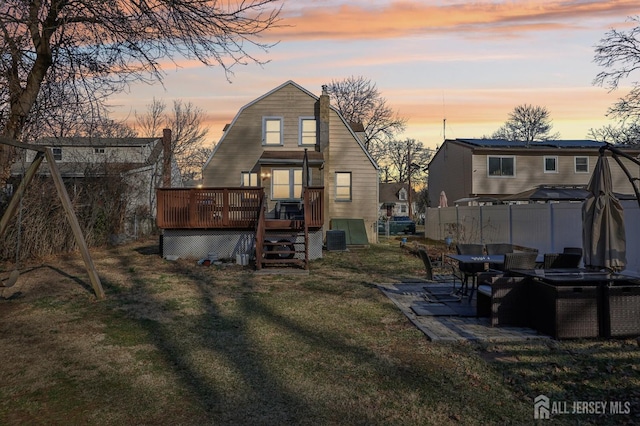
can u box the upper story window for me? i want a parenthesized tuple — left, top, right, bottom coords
(52, 147, 62, 161)
(544, 156, 558, 173)
(299, 118, 317, 146)
(398, 188, 407, 201)
(95, 148, 105, 154)
(488, 156, 515, 177)
(263, 117, 283, 145)
(335, 172, 352, 201)
(241, 172, 258, 187)
(575, 156, 589, 173)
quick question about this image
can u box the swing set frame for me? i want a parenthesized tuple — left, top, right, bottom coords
(0, 137, 105, 299)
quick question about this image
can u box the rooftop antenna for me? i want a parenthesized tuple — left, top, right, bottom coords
(442, 91, 447, 141)
(443, 118, 446, 141)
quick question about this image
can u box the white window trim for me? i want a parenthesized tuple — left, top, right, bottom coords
(52, 147, 62, 161)
(335, 171, 352, 201)
(543, 156, 558, 173)
(574, 156, 589, 173)
(487, 155, 516, 177)
(262, 116, 283, 146)
(298, 117, 317, 146)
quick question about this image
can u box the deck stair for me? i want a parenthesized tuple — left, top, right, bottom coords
(254, 197, 310, 270)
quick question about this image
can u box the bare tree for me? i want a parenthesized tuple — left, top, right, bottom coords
(0, 0, 282, 184)
(136, 99, 212, 182)
(326, 76, 406, 161)
(135, 98, 167, 141)
(593, 16, 640, 123)
(491, 104, 560, 143)
(382, 138, 431, 184)
(588, 121, 640, 145)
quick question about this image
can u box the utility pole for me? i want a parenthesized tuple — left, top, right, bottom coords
(407, 144, 412, 219)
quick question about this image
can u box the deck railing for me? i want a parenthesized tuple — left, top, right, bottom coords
(156, 187, 324, 229)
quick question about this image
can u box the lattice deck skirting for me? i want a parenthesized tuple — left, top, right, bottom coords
(161, 229, 324, 262)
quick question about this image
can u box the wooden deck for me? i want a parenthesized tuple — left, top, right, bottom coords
(156, 187, 323, 230)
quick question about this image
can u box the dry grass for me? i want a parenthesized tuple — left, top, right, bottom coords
(0, 235, 637, 425)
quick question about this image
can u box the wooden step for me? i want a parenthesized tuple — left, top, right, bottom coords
(261, 258, 306, 266)
(265, 219, 304, 230)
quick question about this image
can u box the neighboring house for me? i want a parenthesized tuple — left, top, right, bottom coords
(379, 182, 417, 218)
(156, 80, 379, 267)
(427, 139, 640, 207)
(10, 134, 181, 219)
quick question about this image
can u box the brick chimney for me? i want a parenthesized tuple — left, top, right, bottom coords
(319, 85, 330, 152)
(162, 128, 172, 188)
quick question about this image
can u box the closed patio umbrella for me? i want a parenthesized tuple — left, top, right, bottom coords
(302, 148, 310, 188)
(439, 191, 448, 208)
(582, 152, 626, 272)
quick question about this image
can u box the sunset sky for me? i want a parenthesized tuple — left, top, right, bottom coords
(111, 0, 639, 152)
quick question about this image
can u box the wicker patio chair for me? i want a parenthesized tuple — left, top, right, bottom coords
(474, 251, 539, 315)
(476, 276, 532, 327)
(485, 243, 514, 271)
(562, 247, 583, 256)
(503, 251, 539, 271)
(543, 252, 582, 269)
(456, 244, 486, 295)
(418, 248, 461, 302)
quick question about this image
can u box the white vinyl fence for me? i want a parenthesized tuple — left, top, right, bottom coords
(425, 201, 640, 276)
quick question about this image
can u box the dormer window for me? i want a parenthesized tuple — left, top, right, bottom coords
(398, 188, 407, 201)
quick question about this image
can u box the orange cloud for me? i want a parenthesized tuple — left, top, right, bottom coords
(267, 1, 639, 41)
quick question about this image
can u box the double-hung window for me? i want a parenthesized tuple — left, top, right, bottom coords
(272, 169, 302, 199)
(575, 156, 589, 173)
(263, 117, 283, 146)
(544, 156, 558, 173)
(52, 147, 62, 161)
(335, 172, 352, 201)
(299, 118, 317, 146)
(487, 156, 515, 177)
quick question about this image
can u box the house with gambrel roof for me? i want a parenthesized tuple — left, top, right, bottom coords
(156, 81, 380, 268)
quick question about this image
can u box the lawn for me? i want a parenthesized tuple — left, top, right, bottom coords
(0, 235, 638, 425)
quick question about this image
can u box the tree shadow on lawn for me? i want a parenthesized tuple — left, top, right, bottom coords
(477, 340, 640, 424)
(105, 250, 528, 424)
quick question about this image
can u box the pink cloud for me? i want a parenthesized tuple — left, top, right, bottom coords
(266, 1, 639, 41)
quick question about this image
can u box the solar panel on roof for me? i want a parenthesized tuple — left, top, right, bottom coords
(455, 139, 605, 149)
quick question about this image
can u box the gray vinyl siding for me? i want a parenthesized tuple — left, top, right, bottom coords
(472, 152, 639, 196)
(203, 84, 317, 187)
(202, 81, 379, 243)
(325, 109, 379, 243)
(427, 142, 472, 206)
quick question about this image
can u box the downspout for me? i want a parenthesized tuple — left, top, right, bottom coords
(319, 86, 330, 234)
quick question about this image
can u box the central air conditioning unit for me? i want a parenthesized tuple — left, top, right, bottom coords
(325, 230, 347, 251)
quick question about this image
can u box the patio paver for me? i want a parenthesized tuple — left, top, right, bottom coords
(378, 281, 550, 342)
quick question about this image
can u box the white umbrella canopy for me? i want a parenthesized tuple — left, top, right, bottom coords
(582, 154, 626, 272)
(439, 191, 448, 208)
